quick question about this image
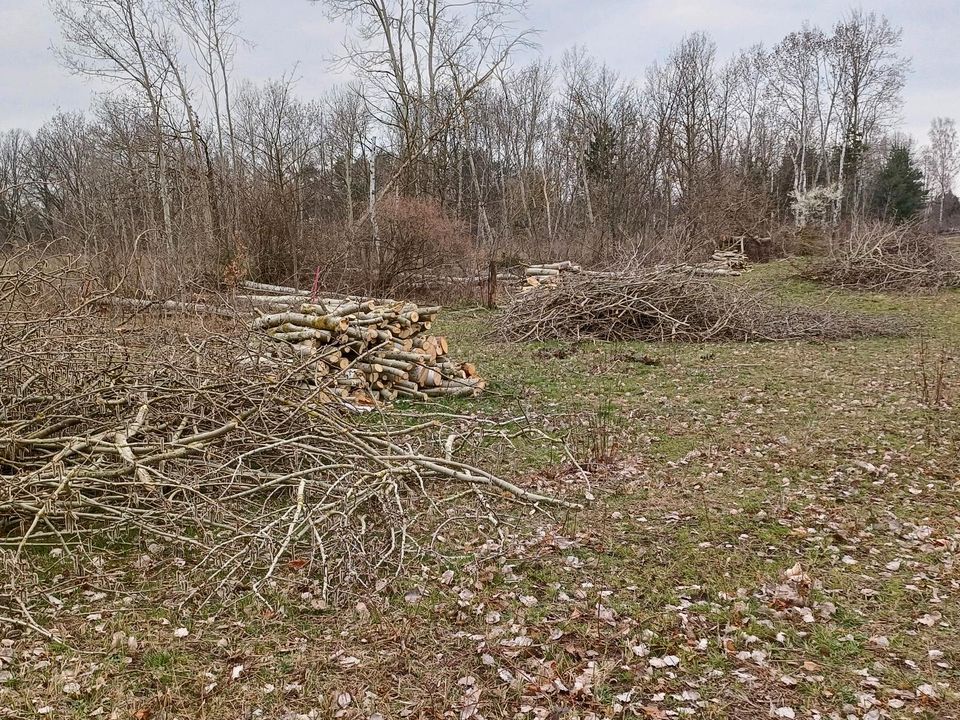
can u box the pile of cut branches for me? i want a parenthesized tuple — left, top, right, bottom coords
(804, 222, 960, 291)
(0, 249, 571, 619)
(497, 268, 907, 343)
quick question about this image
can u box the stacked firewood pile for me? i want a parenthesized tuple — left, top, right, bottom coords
(665, 252, 749, 277)
(101, 282, 485, 404)
(524, 261, 582, 278)
(705, 250, 749, 274)
(236, 282, 484, 402)
(522, 261, 582, 292)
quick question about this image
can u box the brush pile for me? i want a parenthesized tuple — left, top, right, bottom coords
(522, 261, 582, 292)
(234, 281, 484, 402)
(0, 251, 567, 620)
(497, 267, 908, 342)
(804, 222, 960, 291)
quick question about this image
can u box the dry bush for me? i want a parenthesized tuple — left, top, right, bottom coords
(371, 196, 476, 296)
(915, 337, 953, 409)
(238, 185, 310, 285)
(0, 244, 92, 315)
(687, 171, 775, 250)
(282, 220, 358, 291)
(497, 268, 908, 343)
(772, 224, 831, 258)
(619, 223, 705, 267)
(804, 222, 960, 291)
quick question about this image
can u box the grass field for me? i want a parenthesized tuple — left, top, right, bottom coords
(2, 261, 959, 719)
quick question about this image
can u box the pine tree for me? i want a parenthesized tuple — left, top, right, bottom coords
(872, 146, 925, 222)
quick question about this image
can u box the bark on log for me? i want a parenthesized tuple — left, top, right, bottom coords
(252, 312, 348, 333)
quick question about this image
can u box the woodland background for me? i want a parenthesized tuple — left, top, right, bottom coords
(1, 0, 958, 296)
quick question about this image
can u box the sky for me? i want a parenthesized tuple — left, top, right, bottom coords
(1, 0, 958, 145)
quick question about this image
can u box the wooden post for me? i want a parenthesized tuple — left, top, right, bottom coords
(486, 260, 497, 308)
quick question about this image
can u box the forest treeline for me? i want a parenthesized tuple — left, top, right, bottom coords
(0, 1, 957, 294)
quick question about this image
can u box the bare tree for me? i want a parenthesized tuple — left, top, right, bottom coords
(51, 0, 178, 249)
(924, 117, 959, 226)
(728, 45, 770, 177)
(0, 130, 35, 246)
(169, 0, 241, 167)
(327, 83, 369, 226)
(234, 76, 327, 279)
(28, 112, 93, 245)
(768, 27, 824, 201)
(317, 0, 532, 206)
(832, 10, 908, 218)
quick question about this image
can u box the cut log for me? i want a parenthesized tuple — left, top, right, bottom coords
(239, 281, 310, 296)
(234, 294, 311, 306)
(98, 296, 236, 319)
(253, 312, 348, 333)
(270, 329, 332, 343)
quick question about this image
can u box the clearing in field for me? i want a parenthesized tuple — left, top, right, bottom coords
(1, 258, 958, 720)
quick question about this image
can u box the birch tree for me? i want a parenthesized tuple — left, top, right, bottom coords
(51, 0, 178, 249)
(924, 117, 959, 226)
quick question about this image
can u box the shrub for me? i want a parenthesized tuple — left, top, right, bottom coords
(370, 196, 475, 295)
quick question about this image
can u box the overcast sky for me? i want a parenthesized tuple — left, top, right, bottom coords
(1, 0, 958, 144)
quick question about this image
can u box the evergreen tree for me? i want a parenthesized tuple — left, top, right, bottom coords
(872, 145, 926, 222)
(585, 120, 617, 183)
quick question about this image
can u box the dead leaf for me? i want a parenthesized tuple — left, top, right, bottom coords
(648, 655, 680, 668)
(571, 662, 596, 697)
